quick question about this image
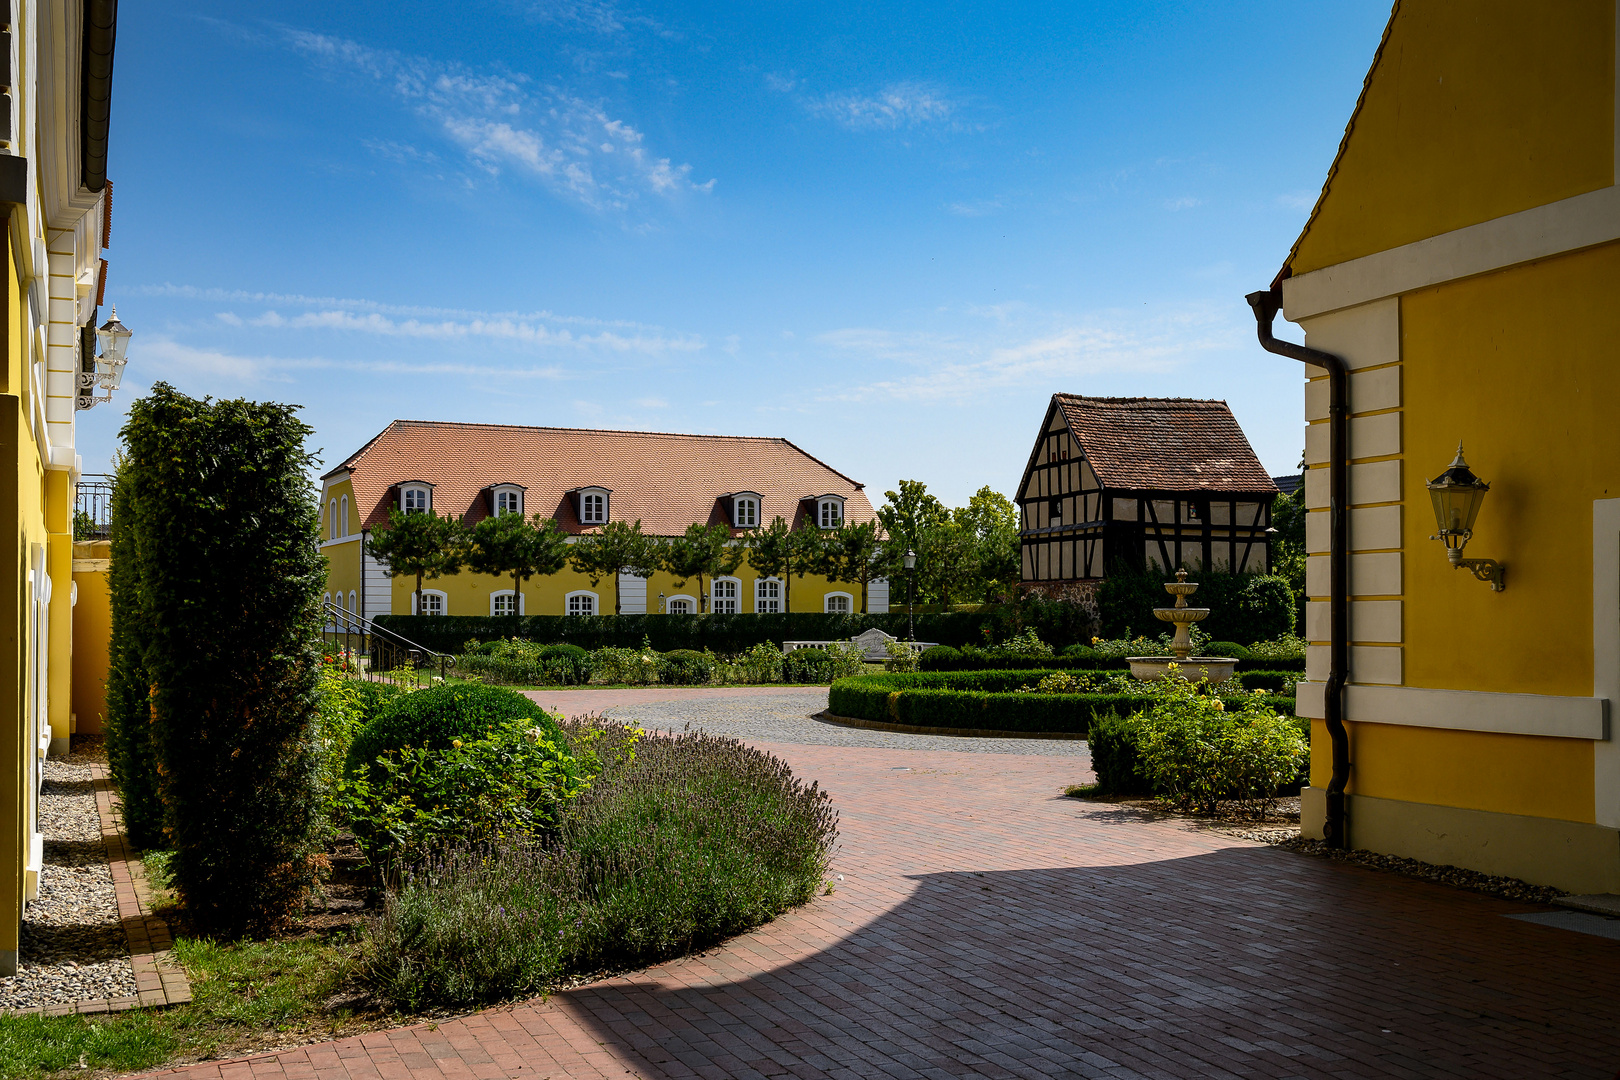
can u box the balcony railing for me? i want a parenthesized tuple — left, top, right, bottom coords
(75, 474, 114, 540)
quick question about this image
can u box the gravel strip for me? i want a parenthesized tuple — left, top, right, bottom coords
(1271, 836, 1567, 904)
(0, 746, 137, 1010)
(600, 691, 1093, 757)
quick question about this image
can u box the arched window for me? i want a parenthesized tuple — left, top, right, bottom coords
(348, 591, 356, 614)
(666, 595, 695, 615)
(825, 592, 853, 614)
(339, 495, 348, 536)
(413, 590, 447, 615)
(818, 498, 844, 529)
(755, 577, 782, 614)
(566, 591, 598, 616)
(328, 500, 337, 540)
(401, 486, 431, 514)
(491, 591, 523, 616)
(495, 489, 522, 516)
(581, 492, 605, 524)
(733, 496, 758, 528)
(712, 577, 740, 614)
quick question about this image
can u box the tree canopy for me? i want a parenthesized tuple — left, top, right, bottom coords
(567, 518, 662, 614)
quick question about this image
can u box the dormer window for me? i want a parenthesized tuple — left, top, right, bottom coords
(573, 486, 611, 525)
(489, 483, 526, 517)
(399, 483, 433, 514)
(816, 496, 845, 529)
(730, 491, 762, 529)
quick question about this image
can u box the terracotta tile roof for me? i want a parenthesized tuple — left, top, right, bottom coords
(326, 421, 876, 535)
(1053, 395, 1279, 494)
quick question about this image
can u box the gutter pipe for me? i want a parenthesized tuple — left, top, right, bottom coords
(1246, 286, 1350, 850)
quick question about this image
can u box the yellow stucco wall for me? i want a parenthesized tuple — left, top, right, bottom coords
(1402, 241, 1620, 697)
(70, 543, 111, 736)
(1290, 0, 1614, 275)
(1312, 719, 1596, 822)
(388, 563, 859, 619)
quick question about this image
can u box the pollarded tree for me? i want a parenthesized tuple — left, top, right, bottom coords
(366, 509, 467, 616)
(819, 519, 884, 613)
(568, 518, 661, 614)
(466, 512, 570, 615)
(745, 515, 825, 618)
(663, 522, 744, 613)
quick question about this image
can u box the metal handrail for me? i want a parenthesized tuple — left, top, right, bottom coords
(321, 601, 455, 687)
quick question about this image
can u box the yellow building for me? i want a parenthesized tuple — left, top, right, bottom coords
(320, 421, 885, 622)
(1, 2, 122, 973)
(1260, 0, 1620, 892)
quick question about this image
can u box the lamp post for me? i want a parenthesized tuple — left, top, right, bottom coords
(1426, 443, 1505, 591)
(77, 305, 132, 410)
(903, 548, 916, 642)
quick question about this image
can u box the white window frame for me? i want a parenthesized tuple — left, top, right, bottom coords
(328, 499, 337, 540)
(665, 594, 697, 615)
(348, 590, 357, 613)
(818, 498, 844, 529)
(412, 589, 448, 615)
(824, 591, 854, 614)
(339, 495, 348, 537)
(734, 496, 759, 528)
(711, 576, 742, 614)
(401, 485, 431, 514)
(578, 488, 609, 525)
(490, 590, 526, 616)
(565, 590, 598, 616)
(492, 486, 524, 517)
(755, 576, 783, 614)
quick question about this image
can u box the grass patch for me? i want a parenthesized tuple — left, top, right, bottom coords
(1063, 783, 1101, 798)
(0, 1012, 179, 1079)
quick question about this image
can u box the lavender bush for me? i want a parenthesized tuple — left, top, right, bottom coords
(359, 721, 837, 1008)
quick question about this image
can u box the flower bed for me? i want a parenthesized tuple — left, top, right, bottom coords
(827, 670, 1295, 736)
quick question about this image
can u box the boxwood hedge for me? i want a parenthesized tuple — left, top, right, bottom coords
(826, 671, 1295, 736)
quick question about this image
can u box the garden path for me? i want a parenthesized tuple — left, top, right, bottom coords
(143, 690, 1620, 1079)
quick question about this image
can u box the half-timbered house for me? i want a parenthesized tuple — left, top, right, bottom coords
(1017, 395, 1279, 585)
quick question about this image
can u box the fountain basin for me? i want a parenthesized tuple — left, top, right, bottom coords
(1126, 656, 1238, 683)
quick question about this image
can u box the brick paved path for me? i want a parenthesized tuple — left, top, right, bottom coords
(144, 726, 1620, 1078)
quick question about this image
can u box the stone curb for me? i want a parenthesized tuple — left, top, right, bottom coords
(4, 764, 192, 1017)
(816, 709, 1087, 741)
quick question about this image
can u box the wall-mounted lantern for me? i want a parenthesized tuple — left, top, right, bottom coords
(78, 305, 132, 410)
(1426, 444, 1505, 592)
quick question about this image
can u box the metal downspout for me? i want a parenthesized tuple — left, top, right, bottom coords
(1246, 287, 1351, 849)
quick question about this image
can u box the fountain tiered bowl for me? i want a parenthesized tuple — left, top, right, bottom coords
(1126, 570, 1239, 683)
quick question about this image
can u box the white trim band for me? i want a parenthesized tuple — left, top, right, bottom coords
(1296, 681, 1610, 740)
(1283, 184, 1620, 320)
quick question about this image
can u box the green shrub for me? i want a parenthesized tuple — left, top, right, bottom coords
(1204, 641, 1251, 660)
(1095, 566, 1295, 643)
(341, 716, 583, 866)
(345, 683, 569, 786)
(457, 641, 593, 686)
(1087, 711, 1151, 796)
(737, 642, 784, 684)
(1061, 644, 1100, 660)
(919, 644, 961, 667)
(589, 645, 662, 685)
(918, 645, 1126, 673)
(358, 724, 836, 1008)
(1246, 634, 1308, 662)
(118, 384, 327, 935)
(658, 649, 715, 685)
(784, 647, 833, 684)
(103, 471, 163, 850)
(1134, 679, 1307, 817)
(1239, 670, 1299, 694)
(995, 628, 1054, 657)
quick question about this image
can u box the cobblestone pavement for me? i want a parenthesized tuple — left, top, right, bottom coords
(146, 701, 1620, 1079)
(525, 686, 1091, 757)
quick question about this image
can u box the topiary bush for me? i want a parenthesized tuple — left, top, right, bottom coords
(658, 649, 715, 686)
(1204, 642, 1251, 660)
(118, 383, 328, 935)
(918, 644, 961, 668)
(345, 683, 569, 785)
(1062, 643, 1100, 660)
(1087, 711, 1151, 796)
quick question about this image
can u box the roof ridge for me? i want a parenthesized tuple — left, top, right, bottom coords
(1054, 394, 1232, 407)
(390, 419, 793, 443)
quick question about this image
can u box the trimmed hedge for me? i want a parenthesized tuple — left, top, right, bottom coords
(827, 671, 1295, 735)
(1238, 670, 1300, 693)
(376, 609, 1081, 655)
(919, 650, 1129, 673)
(346, 683, 570, 785)
(1096, 568, 1294, 643)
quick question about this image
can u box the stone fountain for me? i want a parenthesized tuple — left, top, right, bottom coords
(1126, 569, 1239, 682)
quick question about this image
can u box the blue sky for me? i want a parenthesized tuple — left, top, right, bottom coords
(84, 1, 1390, 508)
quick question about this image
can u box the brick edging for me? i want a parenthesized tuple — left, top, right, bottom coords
(816, 709, 1087, 741)
(8, 765, 193, 1017)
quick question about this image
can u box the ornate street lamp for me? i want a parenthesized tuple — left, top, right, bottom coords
(78, 305, 132, 410)
(903, 548, 917, 641)
(1426, 443, 1505, 591)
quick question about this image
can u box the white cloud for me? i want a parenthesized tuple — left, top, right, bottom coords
(806, 82, 955, 131)
(1164, 196, 1203, 211)
(634, 396, 668, 408)
(947, 198, 1001, 217)
(817, 305, 1242, 403)
(1276, 191, 1317, 211)
(240, 306, 704, 355)
(138, 335, 571, 385)
(764, 72, 797, 93)
(282, 28, 712, 211)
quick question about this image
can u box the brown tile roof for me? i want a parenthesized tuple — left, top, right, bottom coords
(327, 421, 876, 535)
(1053, 395, 1279, 494)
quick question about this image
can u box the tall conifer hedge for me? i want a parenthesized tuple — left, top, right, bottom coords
(104, 469, 163, 849)
(114, 383, 327, 934)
